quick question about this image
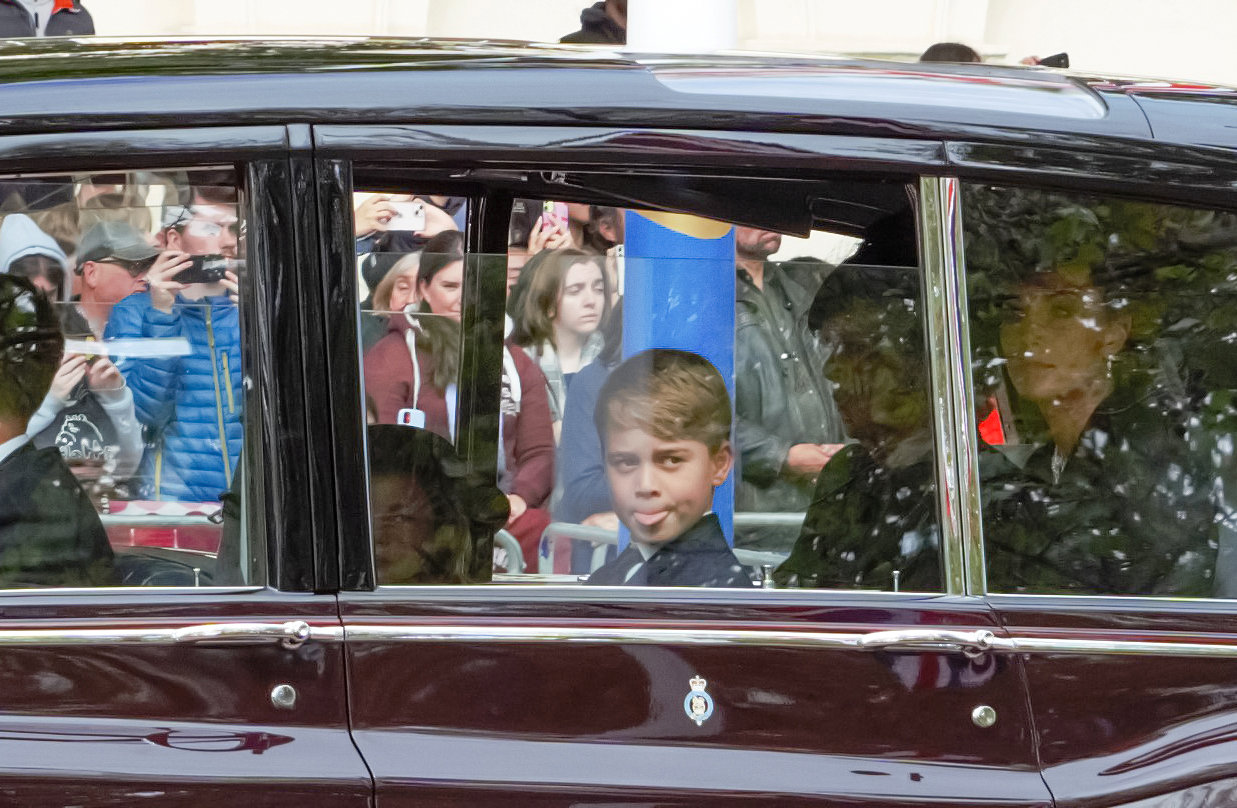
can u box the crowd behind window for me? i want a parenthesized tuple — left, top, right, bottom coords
(0, 170, 252, 588)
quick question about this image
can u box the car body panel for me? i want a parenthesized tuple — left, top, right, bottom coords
(992, 597, 1237, 808)
(341, 590, 1050, 806)
(0, 39, 1157, 146)
(0, 591, 369, 806)
(0, 35, 1235, 806)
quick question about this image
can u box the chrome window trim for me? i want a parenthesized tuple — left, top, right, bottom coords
(919, 176, 967, 595)
(358, 583, 955, 603)
(986, 591, 1237, 608)
(943, 178, 987, 596)
(0, 585, 267, 597)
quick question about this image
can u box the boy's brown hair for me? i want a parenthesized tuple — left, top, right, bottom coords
(594, 348, 731, 451)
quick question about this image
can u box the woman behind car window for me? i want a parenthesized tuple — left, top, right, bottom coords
(509, 248, 610, 443)
(363, 231, 556, 568)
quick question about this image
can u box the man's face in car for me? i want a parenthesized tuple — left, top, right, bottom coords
(167, 204, 239, 258)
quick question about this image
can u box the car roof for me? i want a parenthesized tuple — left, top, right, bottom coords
(0, 37, 1233, 150)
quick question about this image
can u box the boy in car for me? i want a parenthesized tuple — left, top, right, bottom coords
(585, 348, 752, 588)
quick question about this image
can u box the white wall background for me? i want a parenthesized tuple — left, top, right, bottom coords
(86, 0, 1237, 86)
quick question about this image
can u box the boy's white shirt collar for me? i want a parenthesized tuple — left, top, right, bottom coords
(635, 542, 658, 561)
(0, 433, 30, 466)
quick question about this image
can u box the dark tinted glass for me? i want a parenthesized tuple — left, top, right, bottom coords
(963, 184, 1237, 597)
(354, 185, 941, 591)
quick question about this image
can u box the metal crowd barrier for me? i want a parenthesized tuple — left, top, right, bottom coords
(538, 514, 800, 575)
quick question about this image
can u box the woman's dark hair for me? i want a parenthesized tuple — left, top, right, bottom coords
(919, 42, 981, 63)
(404, 230, 466, 387)
(9, 254, 66, 300)
(597, 298, 623, 367)
(582, 205, 621, 254)
(416, 230, 465, 293)
(510, 248, 609, 349)
(0, 274, 63, 424)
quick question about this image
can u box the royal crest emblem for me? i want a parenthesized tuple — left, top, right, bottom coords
(683, 675, 714, 727)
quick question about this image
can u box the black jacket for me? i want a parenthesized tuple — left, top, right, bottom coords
(586, 513, 752, 588)
(0, 0, 94, 37)
(0, 441, 115, 587)
(775, 439, 939, 591)
(560, 2, 624, 45)
(734, 264, 844, 513)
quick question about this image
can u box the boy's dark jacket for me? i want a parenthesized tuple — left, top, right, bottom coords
(0, 442, 115, 587)
(586, 513, 752, 588)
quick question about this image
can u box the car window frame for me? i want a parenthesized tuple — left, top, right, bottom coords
(0, 125, 324, 597)
(316, 123, 987, 601)
(949, 165, 1237, 603)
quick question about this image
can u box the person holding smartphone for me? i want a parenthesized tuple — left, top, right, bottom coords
(2, 216, 145, 498)
(104, 193, 243, 503)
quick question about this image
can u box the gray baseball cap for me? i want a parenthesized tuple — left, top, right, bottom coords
(76, 221, 159, 272)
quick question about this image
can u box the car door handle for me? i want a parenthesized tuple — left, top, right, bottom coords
(857, 628, 1001, 657)
(172, 620, 313, 648)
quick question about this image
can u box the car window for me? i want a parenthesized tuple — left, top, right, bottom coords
(962, 183, 1237, 597)
(352, 181, 943, 591)
(0, 169, 259, 588)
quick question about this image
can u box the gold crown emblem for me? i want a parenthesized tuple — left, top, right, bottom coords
(689, 675, 707, 692)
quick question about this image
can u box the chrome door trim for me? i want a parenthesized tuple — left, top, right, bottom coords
(920, 176, 967, 595)
(919, 176, 985, 596)
(0, 620, 343, 646)
(341, 624, 1237, 658)
(942, 178, 986, 596)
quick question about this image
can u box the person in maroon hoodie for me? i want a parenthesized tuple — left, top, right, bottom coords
(364, 231, 555, 567)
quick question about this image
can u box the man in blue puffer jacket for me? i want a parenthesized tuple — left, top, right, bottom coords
(105, 199, 242, 503)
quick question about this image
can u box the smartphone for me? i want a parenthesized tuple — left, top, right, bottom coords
(542, 200, 569, 230)
(177, 254, 230, 284)
(387, 200, 427, 231)
(1038, 52, 1069, 68)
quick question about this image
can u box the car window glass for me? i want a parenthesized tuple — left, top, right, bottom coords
(963, 184, 1237, 597)
(0, 170, 258, 589)
(354, 182, 942, 591)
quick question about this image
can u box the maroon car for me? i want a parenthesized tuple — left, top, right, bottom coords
(0, 36, 1236, 808)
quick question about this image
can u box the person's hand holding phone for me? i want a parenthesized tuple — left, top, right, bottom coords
(146, 250, 193, 313)
(528, 216, 574, 255)
(220, 269, 240, 306)
(355, 194, 399, 237)
(85, 356, 125, 395)
(49, 354, 89, 403)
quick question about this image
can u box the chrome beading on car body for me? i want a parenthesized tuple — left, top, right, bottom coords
(0, 620, 343, 646)
(340, 624, 1237, 658)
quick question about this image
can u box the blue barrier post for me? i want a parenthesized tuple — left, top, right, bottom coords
(623, 210, 736, 545)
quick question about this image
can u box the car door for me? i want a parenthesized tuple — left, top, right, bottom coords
(315, 126, 1053, 806)
(0, 129, 369, 805)
(953, 152, 1237, 807)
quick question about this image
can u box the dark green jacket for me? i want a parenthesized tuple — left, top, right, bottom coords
(981, 401, 1224, 597)
(734, 264, 844, 513)
(774, 439, 940, 591)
